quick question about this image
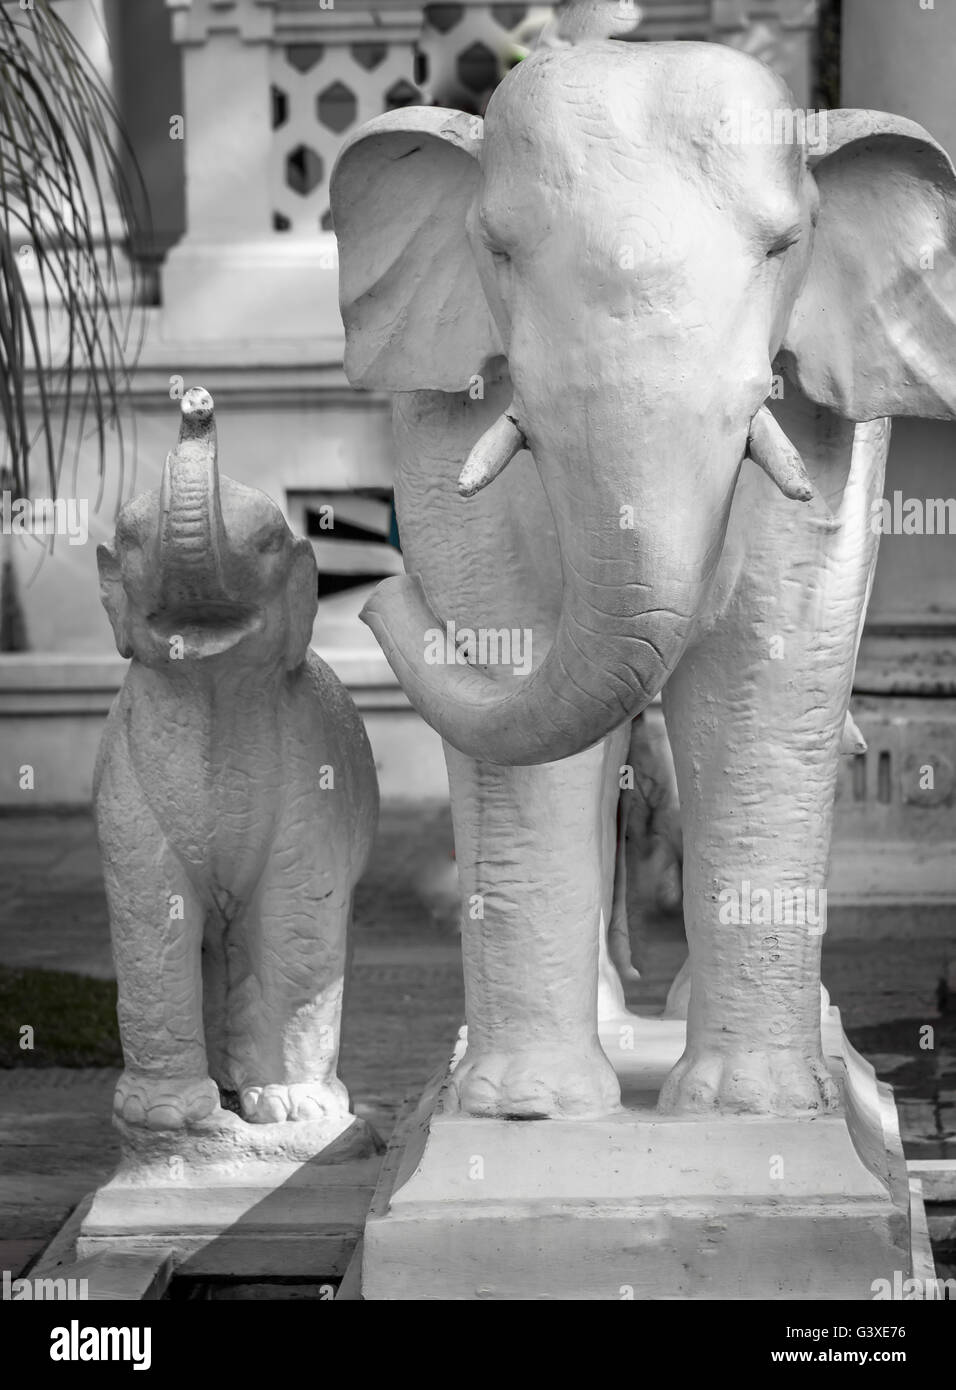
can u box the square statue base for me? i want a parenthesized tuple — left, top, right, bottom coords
(362, 1015, 928, 1300)
(79, 1112, 383, 1281)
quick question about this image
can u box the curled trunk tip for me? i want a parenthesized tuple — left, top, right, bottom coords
(179, 387, 216, 444)
(157, 386, 227, 601)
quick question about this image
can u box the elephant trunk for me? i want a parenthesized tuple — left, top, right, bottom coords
(155, 388, 231, 610)
(362, 392, 745, 765)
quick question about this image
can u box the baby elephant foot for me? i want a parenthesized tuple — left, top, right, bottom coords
(658, 1046, 840, 1117)
(114, 1072, 220, 1131)
(449, 1043, 620, 1120)
(240, 1079, 351, 1125)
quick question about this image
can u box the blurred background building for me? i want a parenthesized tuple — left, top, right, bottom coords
(1, 0, 954, 912)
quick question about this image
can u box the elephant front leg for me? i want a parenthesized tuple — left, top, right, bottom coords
(96, 777, 219, 1131)
(657, 643, 842, 1114)
(229, 852, 352, 1126)
(657, 468, 880, 1115)
(444, 738, 623, 1120)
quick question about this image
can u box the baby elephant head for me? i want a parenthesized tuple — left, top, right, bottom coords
(97, 388, 317, 669)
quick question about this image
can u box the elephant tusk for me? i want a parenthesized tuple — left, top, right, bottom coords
(457, 404, 526, 498)
(841, 709, 868, 755)
(747, 405, 815, 503)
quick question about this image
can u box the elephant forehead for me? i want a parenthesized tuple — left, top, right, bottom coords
(486, 40, 804, 204)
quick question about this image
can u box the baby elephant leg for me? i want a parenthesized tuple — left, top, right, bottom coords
(230, 847, 352, 1126)
(96, 775, 218, 1131)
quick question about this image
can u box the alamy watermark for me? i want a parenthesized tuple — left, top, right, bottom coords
(424, 620, 533, 677)
(870, 492, 956, 535)
(718, 879, 827, 934)
(1, 491, 88, 545)
(715, 104, 828, 156)
(3, 1268, 89, 1299)
(50, 1321, 151, 1370)
(871, 1272, 956, 1300)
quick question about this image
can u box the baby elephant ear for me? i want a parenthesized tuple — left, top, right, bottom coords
(780, 110, 956, 422)
(285, 539, 319, 671)
(96, 543, 133, 659)
(330, 107, 502, 393)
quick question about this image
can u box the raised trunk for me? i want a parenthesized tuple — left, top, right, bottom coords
(156, 390, 230, 609)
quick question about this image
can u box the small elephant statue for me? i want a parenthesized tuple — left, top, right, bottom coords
(94, 388, 378, 1134)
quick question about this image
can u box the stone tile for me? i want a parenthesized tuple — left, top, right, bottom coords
(0, 1238, 46, 1278)
(897, 1100, 940, 1142)
(866, 1053, 915, 1077)
(904, 1139, 953, 1162)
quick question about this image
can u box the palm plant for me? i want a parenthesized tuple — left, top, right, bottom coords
(0, 0, 145, 506)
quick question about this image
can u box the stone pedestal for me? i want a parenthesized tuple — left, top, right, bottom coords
(79, 1112, 383, 1280)
(363, 1014, 930, 1300)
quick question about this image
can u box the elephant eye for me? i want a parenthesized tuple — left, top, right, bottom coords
(477, 207, 512, 263)
(481, 236, 510, 265)
(766, 227, 802, 259)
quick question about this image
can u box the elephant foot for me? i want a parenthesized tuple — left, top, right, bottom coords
(448, 1043, 620, 1120)
(114, 1072, 220, 1131)
(657, 1045, 840, 1116)
(240, 1079, 351, 1125)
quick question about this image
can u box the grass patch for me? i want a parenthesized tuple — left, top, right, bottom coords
(0, 966, 121, 1067)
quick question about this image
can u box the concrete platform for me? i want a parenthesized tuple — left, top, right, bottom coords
(363, 1016, 927, 1301)
(77, 1117, 383, 1280)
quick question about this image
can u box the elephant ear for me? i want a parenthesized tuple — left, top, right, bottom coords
(285, 539, 319, 671)
(780, 110, 956, 422)
(330, 107, 502, 393)
(96, 543, 133, 659)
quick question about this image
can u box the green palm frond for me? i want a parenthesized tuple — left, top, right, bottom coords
(0, 0, 147, 501)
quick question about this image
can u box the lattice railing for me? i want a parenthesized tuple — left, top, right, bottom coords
(168, 1, 819, 246)
(269, 38, 424, 234)
(267, 5, 552, 236)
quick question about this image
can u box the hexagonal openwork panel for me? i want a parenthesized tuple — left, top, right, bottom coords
(385, 80, 419, 112)
(457, 41, 499, 96)
(285, 44, 324, 74)
(490, 5, 528, 28)
(423, 4, 464, 34)
(350, 42, 387, 72)
(270, 85, 288, 131)
(317, 81, 358, 134)
(285, 145, 324, 197)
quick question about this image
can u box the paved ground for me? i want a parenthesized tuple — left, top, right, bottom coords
(1, 807, 954, 1281)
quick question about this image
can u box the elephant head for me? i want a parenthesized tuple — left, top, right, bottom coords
(97, 387, 317, 670)
(331, 39, 956, 765)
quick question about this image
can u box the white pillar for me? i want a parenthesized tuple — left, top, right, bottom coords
(18, 0, 130, 303)
(842, 0, 956, 155)
(842, 0, 956, 629)
(160, 0, 423, 345)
